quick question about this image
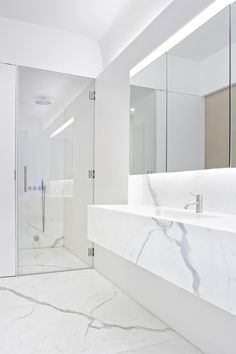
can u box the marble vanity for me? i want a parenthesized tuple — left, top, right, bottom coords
(88, 203, 236, 316)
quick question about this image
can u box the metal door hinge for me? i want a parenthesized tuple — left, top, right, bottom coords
(14, 170, 16, 180)
(88, 247, 94, 257)
(88, 169, 95, 179)
(89, 91, 96, 100)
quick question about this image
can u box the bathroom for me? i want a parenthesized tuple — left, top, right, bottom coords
(0, 0, 235, 353)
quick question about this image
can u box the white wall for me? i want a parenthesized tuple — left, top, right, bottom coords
(100, 0, 174, 67)
(94, 63, 130, 204)
(0, 16, 103, 78)
(0, 63, 16, 276)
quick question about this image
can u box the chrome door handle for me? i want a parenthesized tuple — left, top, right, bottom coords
(24, 165, 27, 192)
(41, 179, 46, 232)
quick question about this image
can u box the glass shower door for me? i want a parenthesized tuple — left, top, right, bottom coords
(17, 67, 95, 275)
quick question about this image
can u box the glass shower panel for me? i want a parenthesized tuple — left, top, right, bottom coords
(62, 81, 95, 266)
(17, 67, 94, 275)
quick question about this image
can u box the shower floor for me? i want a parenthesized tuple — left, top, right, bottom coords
(18, 247, 89, 275)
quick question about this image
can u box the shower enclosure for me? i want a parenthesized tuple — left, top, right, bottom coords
(17, 67, 95, 275)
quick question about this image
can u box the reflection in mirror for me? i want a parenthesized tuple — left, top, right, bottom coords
(129, 54, 166, 174)
(167, 7, 230, 172)
(231, 2, 236, 166)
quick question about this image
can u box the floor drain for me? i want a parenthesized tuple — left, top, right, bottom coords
(34, 235, 39, 241)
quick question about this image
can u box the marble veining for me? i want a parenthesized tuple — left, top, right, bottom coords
(135, 218, 200, 296)
(18, 219, 64, 250)
(88, 204, 236, 315)
(51, 236, 64, 248)
(0, 285, 170, 334)
(176, 222, 200, 296)
(0, 270, 202, 354)
(147, 175, 160, 208)
(129, 169, 236, 216)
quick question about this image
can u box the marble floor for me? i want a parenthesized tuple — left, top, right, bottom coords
(18, 247, 89, 275)
(0, 269, 203, 354)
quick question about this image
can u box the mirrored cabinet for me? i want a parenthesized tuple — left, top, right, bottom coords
(232, 1, 236, 167)
(130, 54, 166, 175)
(130, 5, 235, 174)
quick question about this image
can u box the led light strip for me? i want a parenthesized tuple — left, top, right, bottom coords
(50, 117, 74, 138)
(130, 0, 235, 78)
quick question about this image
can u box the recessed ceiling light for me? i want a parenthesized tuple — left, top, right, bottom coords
(130, 107, 135, 112)
(35, 97, 52, 105)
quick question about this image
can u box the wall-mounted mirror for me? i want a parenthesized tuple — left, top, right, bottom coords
(167, 7, 230, 172)
(130, 6, 232, 174)
(231, 1, 236, 167)
(130, 54, 167, 175)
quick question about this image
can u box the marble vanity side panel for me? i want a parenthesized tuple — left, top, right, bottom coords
(88, 206, 155, 257)
(130, 221, 236, 315)
(88, 206, 236, 316)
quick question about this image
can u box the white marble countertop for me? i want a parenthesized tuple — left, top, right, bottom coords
(90, 204, 236, 234)
(88, 204, 236, 315)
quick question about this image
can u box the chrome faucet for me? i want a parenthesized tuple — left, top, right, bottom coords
(184, 193, 203, 214)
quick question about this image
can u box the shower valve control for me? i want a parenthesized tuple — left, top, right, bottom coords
(27, 185, 46, 192)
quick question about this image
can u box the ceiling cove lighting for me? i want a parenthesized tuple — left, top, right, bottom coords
(130, 0, 235, 78)
(50, 117, 74, 139)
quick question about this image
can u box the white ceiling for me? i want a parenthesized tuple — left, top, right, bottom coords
(0, 0, 173, 66)
(19, 67, 92, 132)
(0, 0, 129, 41)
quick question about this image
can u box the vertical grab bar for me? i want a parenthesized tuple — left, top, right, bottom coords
(24, 165, 27, 192)
(41, 179, 46, 232)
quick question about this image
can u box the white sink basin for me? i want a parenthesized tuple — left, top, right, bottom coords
(97, 204, 221, 222)
(155, 208, 221, 220)
(89, 204, 236, 232)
